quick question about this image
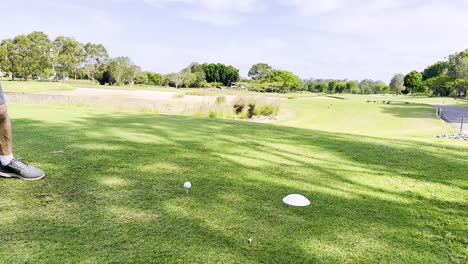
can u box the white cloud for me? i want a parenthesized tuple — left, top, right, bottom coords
(144, 0, 259, 26)
(2, 0, 468, 81)
(277, 0, 340, 15)
(274, 0, 468, 81)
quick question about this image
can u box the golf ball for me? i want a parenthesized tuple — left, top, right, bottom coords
(184, 182, 192, 189)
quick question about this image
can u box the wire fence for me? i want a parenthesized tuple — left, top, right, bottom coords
(436, 107, 468, 134)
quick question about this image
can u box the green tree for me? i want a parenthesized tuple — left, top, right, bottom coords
(422, 61, 448, 81)
(105, 57, 140, 85)
(201, 63, 240, 86)
(0, 39, 10, 76)
(135, 71, 149, 85)
(423, 76, 452, 96)
(124, 64, 141, 85)
(453, 57, 468, 79)
(448, 78, 468, 98)
(151, 73, 163, 85)
(375, 82, 390, 93)
(82, 43, 109, 83)
(162, 73, 174, 87)
(0, 32, 53, 80)
(181, 72, 198, 87)
(316, 82, 328, 93)
(346, 81, 360, 94)
(359, 79, 374, 94)
(183, 62, 206, 87)
(335, 82, 347, 93)
(24, 32, 53, 79)
(248, 63, 272, 81)
(170, 72, 185, 88)
(222, 65, 240, 86)
(447, 49, 468, 78)
(202, 64, 220, 83)
(390, 73, 406, 95)
(327, 80, 338, 94)
(54, 36, 84, 81)
(404, 70, 423, 94)
(265, 70, 301, 92)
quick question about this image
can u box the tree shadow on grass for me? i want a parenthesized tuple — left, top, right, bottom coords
(0, 112, 467, 263)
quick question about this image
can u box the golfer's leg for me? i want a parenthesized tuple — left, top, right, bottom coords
(0, 83, 45, 180)
(0, 82, 13, 166)
(0, 104, 12, 158)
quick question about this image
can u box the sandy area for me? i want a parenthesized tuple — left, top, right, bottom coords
(10, 87, 289, 122)
(40, 87, 241, 104)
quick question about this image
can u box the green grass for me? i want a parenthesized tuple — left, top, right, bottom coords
(0, 79, 250, 94)
(278, 95, 458, 137)
(1, 80, 76, 93)
(0, 96, 467, 263)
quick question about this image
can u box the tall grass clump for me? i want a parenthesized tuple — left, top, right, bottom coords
(174, 92, 185, 98)
(233, 96, 281, 118)
(184, 89, 220, 96)
(253, 101, 280, 116)
(215, 95, 226, 104)
(233, 97, 256, 118)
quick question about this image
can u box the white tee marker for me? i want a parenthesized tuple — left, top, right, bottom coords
(282, 194, 310, 207)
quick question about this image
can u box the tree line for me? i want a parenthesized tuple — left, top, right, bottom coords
(0, 31, 137, 85)
(0, 31, 241, 87)
(243, 63, 389, 94)
(4, 32, 464, 97)
(390, 49, 468, 98)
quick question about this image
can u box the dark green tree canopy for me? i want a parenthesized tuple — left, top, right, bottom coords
(201, 63, 240, 86)
(422, 61, 448, 81)
(404, 70, 423, 93)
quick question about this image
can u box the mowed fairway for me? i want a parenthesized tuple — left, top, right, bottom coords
(0, 96, 467, 263)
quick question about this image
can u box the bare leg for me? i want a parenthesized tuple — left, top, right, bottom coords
(0, 104, 12, 156)
(0, 103, 45, 180)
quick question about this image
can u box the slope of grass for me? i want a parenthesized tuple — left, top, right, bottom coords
(0, 101, 466, 263)
(277, 96, 458, 137)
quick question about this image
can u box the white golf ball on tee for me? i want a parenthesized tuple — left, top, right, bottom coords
(184, 182, 192, 189)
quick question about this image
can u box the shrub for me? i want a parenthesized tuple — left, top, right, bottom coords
(253, 102, 280, 116)
(174, 92, 185, 98)
(215, 95, 226, 104)
(208, 110, 217, 119)
(184, 89, 219, 96)
(238, 108, 250, 119)
(233, 97, 256, 118)
(233, 97, 281, 118)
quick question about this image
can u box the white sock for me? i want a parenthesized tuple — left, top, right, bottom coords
(0, 153, 14, 166)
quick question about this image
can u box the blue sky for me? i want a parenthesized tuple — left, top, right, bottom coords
(1, 0, 468, 82)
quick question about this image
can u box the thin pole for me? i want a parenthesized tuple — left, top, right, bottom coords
(461, 116, 464, 134)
